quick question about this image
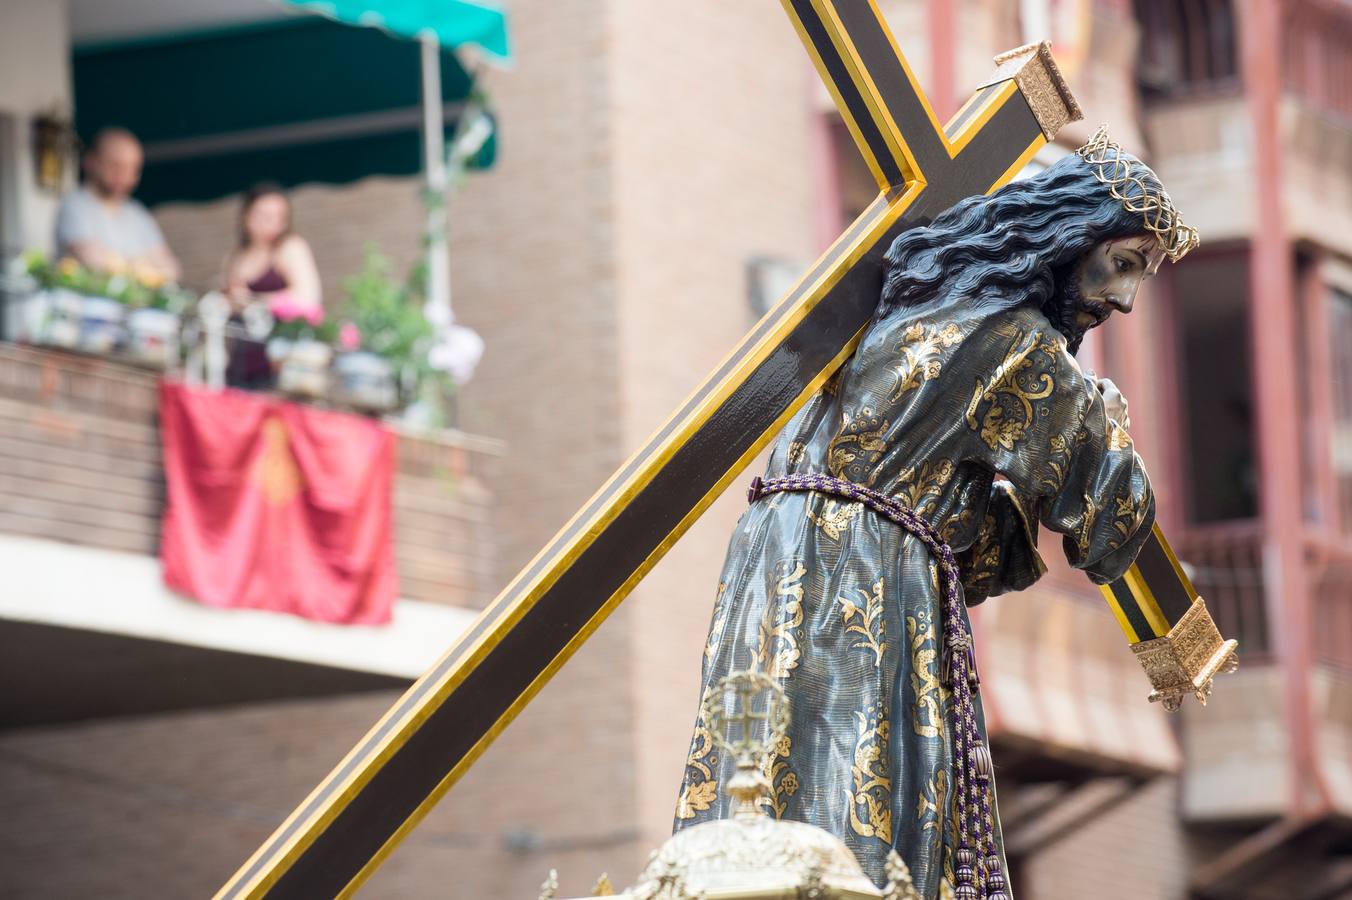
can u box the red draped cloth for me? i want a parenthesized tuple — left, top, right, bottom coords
(160, 381, 398, 624)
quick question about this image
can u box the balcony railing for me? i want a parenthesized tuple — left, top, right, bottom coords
(1308, 534, 1352, 673)
(1175, 519, 1352, 672)
(1175, 519, 1270, 661)
(0, 341, 501, 611)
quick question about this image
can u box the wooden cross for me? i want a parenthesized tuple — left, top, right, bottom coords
(219, 4, 1083, 897)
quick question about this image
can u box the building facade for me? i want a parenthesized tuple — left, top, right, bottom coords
(1, 1, 1349, 898)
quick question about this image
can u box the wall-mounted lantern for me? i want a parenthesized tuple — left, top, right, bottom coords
(32, 111, 77, 193)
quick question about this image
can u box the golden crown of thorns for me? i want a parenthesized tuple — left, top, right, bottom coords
(1075, 124, 1200, 262)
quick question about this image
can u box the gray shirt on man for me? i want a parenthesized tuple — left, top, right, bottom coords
(55, 186, 166, 261)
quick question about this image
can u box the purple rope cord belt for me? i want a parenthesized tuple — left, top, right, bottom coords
(748, 473, 1007, 900)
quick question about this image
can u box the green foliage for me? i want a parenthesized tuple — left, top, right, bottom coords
(338, 247, 434, 369)
(24, 250, 191, 313)
(269, 314, 329, 343)
(336, 247, 459, 422)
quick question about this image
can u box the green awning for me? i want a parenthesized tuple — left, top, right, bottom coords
(72, 14, 501, 207)
(284, 0, 511, 63)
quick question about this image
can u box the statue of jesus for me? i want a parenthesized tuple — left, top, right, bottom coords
(673, 126, 1199, 899)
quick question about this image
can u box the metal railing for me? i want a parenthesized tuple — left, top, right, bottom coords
(1175, 519, 1271, 661)
(1176, 520, 1352, 671)
(1307, 534, 1352, 673)
(0, 278, 412, 417)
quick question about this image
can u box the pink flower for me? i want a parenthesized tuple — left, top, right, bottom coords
(269, 292, 324, 326)
(269, 295, 305, 322)
(339, 321, 361, 350)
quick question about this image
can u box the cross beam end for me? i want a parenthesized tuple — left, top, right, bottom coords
(977, 41, 1083, 141)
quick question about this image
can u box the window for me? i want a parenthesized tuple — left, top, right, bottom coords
(1328, 287, 1352, 535)
(1284, 5, 1352, 121)
(1134, 0, 1239, 98)
(1172, 251, 1258, 522)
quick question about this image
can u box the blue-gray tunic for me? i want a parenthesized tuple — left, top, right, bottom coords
(673, 303, 1155, 896)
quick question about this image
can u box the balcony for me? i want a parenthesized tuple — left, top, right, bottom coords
(1169, 520, 1352, 896)
(0, 342, 502, 726)
(1140, 90, 1352, 261)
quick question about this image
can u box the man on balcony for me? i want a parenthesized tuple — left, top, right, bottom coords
(55, 127, 181, 285)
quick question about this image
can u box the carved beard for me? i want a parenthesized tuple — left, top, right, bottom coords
(1044, 263, 1113, 356)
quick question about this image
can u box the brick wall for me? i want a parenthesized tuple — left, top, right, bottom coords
(6, 1, 642, 895)
(605, 0, 818, 851)
(394, 429, 500, 609)
(0, 345, 162, 555)
(0, 692, 629, 899)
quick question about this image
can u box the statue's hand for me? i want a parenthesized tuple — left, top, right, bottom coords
(1095, 377, 1130, 430)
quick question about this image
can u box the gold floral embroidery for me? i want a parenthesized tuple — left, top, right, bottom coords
(1076, 487, 1145, 559)
(907, 608, 944, 739)
(1075, 491, 1099, 556)
(1110, 493, 1149, 549)
(891, 322, 963, 400)
(1040, 432, 1073, 493)
(845, 707, 893, 843)
(757, 562, 805, 679)
(704, 582, 728, 664)
(894, 458, 956, 518)
(675, 768, 718, 821)
(960, 512, 1002, 594)
(1107, 420, 1133, 451)
(807, 498, 863, 540)
(939, 508, 974, 544)
(827, 407, 889, 485)
(758, 733, 800, 819)
(786, 440, 808, 464)
(675, 689, 719, 820)
(838, 579, 888, 667)
(894, 454, 971, 541)
(965, 334, 1058, 451)
(917, 768, 949, 834)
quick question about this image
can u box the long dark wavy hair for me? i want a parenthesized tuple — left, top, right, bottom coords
(879, 152, 1159, 319)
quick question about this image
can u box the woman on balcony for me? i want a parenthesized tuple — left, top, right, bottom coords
(221, 182, 322, 389)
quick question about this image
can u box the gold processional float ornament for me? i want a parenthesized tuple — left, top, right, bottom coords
(539, 670, 946, 900)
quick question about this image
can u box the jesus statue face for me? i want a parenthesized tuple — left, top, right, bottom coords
(1050, 234, 1165, 352)
(1071, 234, 1165, 326)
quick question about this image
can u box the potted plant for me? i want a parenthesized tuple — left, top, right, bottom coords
(266, 298, 331, 398)
(330, 250, 434, 413)
(17, 253, 104, 349)
(331, 326, 400, 411)
(20, 251, 190, 365)
(125, 305, 181, 367)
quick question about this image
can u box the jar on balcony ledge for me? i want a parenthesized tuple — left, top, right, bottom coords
(332, 350, 400, 413)
(269, 336, 331, 399)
